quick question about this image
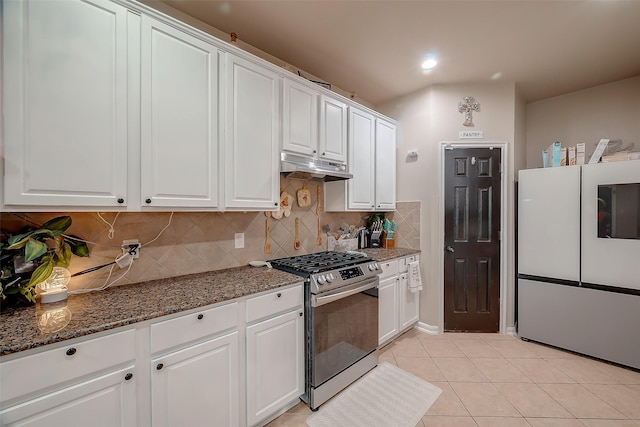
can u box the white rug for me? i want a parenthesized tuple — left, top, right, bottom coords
(306, 362, 442, 427)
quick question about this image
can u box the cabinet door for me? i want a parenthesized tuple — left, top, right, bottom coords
(140, 16, 221, 208)
(152, 332, 239, 427)
(3, 0, 129, 207)
(282, 79, 318, 156)
(375, 119, 397, 211)
(246, 310, 304, 427)
(378, 275, 399, 345)
(319, 95, 348, 163)
(398, 272, 419, 330)
(0, 367, 136, 427)
(348, 107, 376, 210)
(225, 55, 280, 210)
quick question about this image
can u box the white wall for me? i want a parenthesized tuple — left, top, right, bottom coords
(378, 81, 521, 330)
(526, 76, 640, 168)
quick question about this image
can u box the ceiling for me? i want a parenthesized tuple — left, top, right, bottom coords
(155, 0, 640, 106)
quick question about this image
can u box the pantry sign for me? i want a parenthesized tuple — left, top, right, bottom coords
(459, 130, 484, 139)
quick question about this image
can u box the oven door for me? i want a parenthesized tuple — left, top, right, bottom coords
(309, 276, 379, 387)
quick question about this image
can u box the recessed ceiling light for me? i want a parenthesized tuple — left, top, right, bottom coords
(421, 53, 438, 71)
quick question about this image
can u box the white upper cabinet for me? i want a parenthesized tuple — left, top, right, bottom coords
(318, 94, 348, 163)
(140, 16, 222, 209)
(324, 107, 397, 212)
(282, 82, 347, 164)
(374, 118, 397, 211)
(224, 55, 280, 210)
(282, 79, 318, 157)
(3, 0, 129, 207)
(348, 107, 377, 210)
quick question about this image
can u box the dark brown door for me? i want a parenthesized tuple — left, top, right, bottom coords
(444, 147, 501, 332)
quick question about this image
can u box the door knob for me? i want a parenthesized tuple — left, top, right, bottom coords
(445, 246, 455, 253)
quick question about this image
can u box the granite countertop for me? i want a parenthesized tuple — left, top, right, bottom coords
(359, 247, 420, 262)
(0, 266, 302, 357)
(0, 248, 420, 357)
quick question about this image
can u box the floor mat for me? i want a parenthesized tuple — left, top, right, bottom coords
(306, 362, 442, 427)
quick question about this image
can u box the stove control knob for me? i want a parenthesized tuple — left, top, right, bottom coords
(317, 275, 327, 285)
(326, 273, 334, 283)
(374, 263, 380, 270)
(368, 264, 375, 271)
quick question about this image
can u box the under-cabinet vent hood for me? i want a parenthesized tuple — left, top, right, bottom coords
(280, 152, 352, 181)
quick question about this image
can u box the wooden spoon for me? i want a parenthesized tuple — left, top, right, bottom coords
(316, 184, 322, 215)
(264, 218, 272, 254)
(316, 216, 322, 246)
(294, 218, 301, 250)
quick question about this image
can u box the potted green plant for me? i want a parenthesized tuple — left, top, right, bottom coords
(1, 216, 89, 307)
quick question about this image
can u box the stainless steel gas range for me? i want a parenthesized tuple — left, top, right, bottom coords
(269, 251, 381, 410)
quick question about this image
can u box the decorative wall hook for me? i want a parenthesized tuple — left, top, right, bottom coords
(458, 96, 480, 127)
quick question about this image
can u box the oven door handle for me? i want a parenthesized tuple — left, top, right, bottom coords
(312, 277, 379, 307)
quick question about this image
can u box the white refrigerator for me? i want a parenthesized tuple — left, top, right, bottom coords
(517, 165, 640, 370)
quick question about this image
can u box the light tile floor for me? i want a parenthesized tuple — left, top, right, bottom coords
(267, 330, 640, 427)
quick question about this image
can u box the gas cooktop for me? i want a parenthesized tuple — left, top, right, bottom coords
(269, 251, 370, 276)
(270, 251, 380, 294)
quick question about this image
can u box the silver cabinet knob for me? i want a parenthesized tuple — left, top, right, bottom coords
(446, 246, 455, 253)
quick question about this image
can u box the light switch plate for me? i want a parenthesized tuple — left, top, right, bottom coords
(235, 233, 244, 249)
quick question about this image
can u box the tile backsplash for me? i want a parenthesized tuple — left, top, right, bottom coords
(1, 180, 420, 292)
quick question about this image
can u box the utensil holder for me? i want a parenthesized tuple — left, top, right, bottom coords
(328, 236, 358, 252)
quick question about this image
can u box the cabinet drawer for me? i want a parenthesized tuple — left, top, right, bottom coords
(151, 302, 238, 354)
(399, 254, 418, 273)
(246, 285, 303, 324)
(378, 260, 399, 280)
(1, 329, 135, 404)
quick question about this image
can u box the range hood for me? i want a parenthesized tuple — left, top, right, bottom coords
(280, 152, 352, 181)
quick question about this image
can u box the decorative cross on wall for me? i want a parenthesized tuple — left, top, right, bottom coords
(458, 96, 480, 127)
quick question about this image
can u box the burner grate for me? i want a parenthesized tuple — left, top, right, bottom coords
(269, 251, 368, 275)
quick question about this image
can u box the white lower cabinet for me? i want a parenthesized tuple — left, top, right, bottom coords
(0, 329, 137, 426)
(151, 332, 240, 427)
(149, 303, 240, 426)
(378, 255, 420, 346)
(245, 286, 304, 427)
(398, 255, 420, 331)
(0, 367, 136, 427)
(399, 273, 419, 330)
(378, 274, 399, 345)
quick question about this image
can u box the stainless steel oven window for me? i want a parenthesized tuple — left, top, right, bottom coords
(310, 279, 379, 386)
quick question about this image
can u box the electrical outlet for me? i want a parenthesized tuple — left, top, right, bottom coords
(122, 239, 141, 259)
(234, 233, 244, 249)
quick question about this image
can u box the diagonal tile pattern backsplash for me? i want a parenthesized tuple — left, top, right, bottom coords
(1, 179, 420, 292)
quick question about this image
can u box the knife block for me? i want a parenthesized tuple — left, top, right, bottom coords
(382, 232, 395, 249)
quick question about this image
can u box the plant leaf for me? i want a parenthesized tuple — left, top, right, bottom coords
(67, 236, 90, 257)
(56, 243, 72, 268)
(41, 216, 72, 235)
(27, 259, 53, 287)
(25, 238, 48, 262)
(7, 230, 35, 245)
(7, 230, 54, 249)
(19, 286, 37, 302)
